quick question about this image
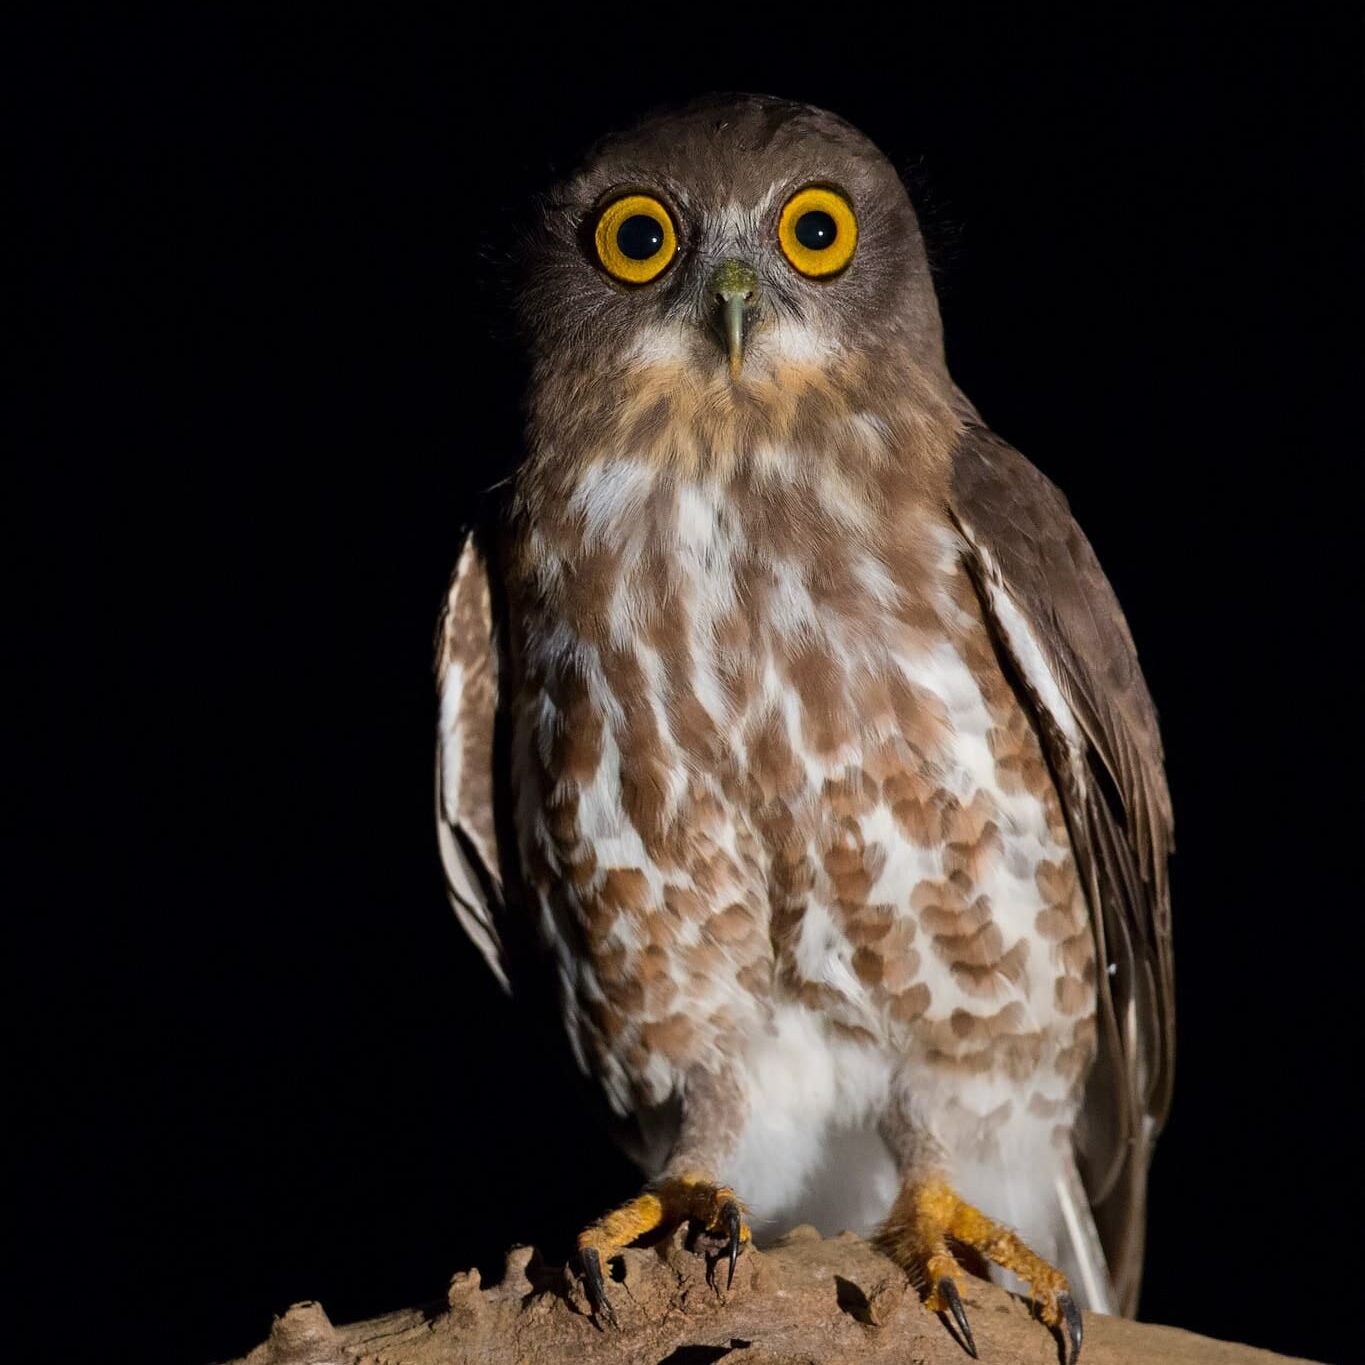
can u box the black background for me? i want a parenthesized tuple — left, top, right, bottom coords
(12, 8, 1361, 1365)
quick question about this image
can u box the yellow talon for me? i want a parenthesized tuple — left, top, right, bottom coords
(877, 1176, 1082, 1362)
(576, 1173, 750, 1324)
(577, 1172, 750, 1255)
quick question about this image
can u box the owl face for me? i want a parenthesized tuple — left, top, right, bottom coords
(520, 96, 946, 389)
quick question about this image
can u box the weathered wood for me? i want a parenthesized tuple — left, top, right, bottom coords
(220, 1226, 1316, 1365)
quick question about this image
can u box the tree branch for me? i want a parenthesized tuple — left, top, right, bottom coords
(220, 1225, 1315, 1365)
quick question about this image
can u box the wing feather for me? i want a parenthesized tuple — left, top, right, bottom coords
(435, 525, 511, 992)
(949, 414, 1174, 1315)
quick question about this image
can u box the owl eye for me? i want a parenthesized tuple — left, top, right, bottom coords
(593, 193, 678, 285)
(778, 186, 858, 278)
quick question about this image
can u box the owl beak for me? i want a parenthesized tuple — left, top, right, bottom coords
(709, 259, 758, 380)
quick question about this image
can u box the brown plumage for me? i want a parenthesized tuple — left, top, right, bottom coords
(435, 95, 1172, 1351)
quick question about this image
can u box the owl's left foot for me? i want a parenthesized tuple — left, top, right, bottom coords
(575, 1173, 750, 1328)
(876, 1176, 1083, 1364)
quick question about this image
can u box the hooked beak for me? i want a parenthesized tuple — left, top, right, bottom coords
(709, 258, 758, 380)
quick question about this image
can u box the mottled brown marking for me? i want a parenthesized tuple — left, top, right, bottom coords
(951, 938, 1030, 998)
(888, 672, 952, 756)
(1028, 1092, 1067, 1118)
(599, 868, 651, 914)
(890, 983, 932, 1022)
(1055, 1042, 1092, 1082)
(1054, 975, 1092, 1015)
(565, 856, 598, 892)
(843, 903, 898, 946)
(749, 710, 803, 798)
(1057, 927, 1095, 976)
(943, 820, 1004, 882)
(889, 781, 956, 846)
(780, 639, 851, 757)
(917, 889, 993, 937)
(1035, 906, 1077, 940)
(852, 945, 884, 985)
(947, 1001, 1027, 1041)
(823, 770, 877, 819)
(663, 883, 704, 922)
(706, 902, 755, 943)
(1036, 859, 1078, 907)
(932, 919, 1005, 969)
(641, 1013, 696, 1057)
(877, 932, 921, 993)
(736, 960, 772, 998)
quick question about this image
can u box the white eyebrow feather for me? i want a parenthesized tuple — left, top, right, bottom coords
(708, 187, 779, 246)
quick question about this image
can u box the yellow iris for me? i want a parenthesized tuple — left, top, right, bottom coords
(593, 193, 678, 285)
(778, 186, 858, 278)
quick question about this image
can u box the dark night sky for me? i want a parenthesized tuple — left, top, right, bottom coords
(12, 8, 1362, 1365)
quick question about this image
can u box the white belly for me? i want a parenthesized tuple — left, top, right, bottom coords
(713, 1001, 1080, 1251)
(719, 1002, 900, 1238)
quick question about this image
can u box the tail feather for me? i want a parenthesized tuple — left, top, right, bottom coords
(1054, 1158, 1117, 1315)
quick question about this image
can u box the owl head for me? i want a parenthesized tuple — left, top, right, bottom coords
(517, 95, 956, 478)
(522, 95, 950, 375)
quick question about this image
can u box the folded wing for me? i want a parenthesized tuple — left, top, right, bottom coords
(435, 525, 511, 992)
(949, 413, 1175, 1316)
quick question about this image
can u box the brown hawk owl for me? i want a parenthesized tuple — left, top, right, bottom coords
(436, 95, 1173, 1362)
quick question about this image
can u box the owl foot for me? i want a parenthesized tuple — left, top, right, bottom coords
(575, 1173, 751, 1327)
(876, 1176, 1082, 1364)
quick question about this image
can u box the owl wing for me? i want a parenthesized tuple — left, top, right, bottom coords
(947, 410, 1174, 1316)
(435, 521, 513, 992)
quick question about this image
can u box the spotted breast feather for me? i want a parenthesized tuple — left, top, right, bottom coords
(438, 422, 1168, 1322)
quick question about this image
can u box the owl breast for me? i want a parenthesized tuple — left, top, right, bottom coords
(507, 454, 1097, 1150)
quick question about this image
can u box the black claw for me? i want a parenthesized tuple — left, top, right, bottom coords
(578, 1247, 618, 1329)
(1058, 1292, 1083, 1365)
(720, 1198, 742, 1288)
(937, 1276, 978, 1359)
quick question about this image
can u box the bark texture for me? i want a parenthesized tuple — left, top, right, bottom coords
(219, 1225, 1316, 1365)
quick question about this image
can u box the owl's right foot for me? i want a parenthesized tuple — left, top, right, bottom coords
(575, 1172, 750, 1328)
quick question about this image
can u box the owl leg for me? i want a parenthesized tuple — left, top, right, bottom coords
(876, 1175, 1083, 1364)
(576, 1173, 750, 1327)
(575, 1068, 752, 1328)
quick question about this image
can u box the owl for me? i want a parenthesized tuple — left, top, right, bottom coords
(436, 95, 1173, 1362)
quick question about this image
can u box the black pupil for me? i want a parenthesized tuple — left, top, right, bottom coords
(795, 209, 838, 251)
(616, 214, 665, 260)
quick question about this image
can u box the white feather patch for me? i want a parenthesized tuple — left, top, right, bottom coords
(723, 1003, 897, 1235)
(960, 534, 1083, 748)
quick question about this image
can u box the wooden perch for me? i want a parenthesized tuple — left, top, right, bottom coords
(220, 1225, 1316, 1365)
